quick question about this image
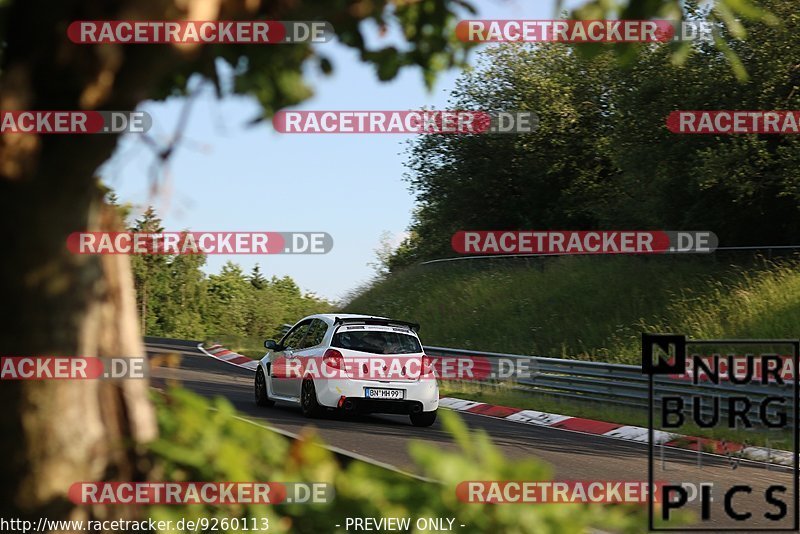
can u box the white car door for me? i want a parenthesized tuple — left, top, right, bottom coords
(285, 319, 328, 399)
(271, 321, 311, 398)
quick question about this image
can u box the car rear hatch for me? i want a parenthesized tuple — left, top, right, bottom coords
(327, 348, 426, 381)
(328, 324, 432, 382)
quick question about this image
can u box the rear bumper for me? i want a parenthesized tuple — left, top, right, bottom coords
(340, 397, 426, 415)
(315, 378, 439, 412)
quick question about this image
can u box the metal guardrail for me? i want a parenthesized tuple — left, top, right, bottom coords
(423, 345, 794, 429)
(144, 336, 202, 348)
(419, 245, 800, 265)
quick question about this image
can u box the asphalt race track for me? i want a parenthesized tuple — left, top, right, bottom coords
(147, 341, 797, 531)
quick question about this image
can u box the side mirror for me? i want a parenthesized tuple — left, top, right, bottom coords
(264, 340, 280, 350)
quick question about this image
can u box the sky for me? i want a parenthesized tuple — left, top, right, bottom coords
(100, 0, 585, 302)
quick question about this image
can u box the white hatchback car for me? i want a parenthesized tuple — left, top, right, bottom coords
(255, 314, 439, 426)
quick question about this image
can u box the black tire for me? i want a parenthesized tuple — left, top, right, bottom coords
(255, 366, 275, 407)
(410, 409, 437, 427)
(301, 378, 323, 418)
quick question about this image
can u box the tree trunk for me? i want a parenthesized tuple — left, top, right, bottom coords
(0, 0, 294, 525)
(0, 0, 192, 525)
(0, 186, 158, 523)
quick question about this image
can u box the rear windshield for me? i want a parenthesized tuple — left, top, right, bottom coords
(332, 329, 422, 355)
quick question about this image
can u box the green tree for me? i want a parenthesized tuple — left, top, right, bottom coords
(393, 0, 800, 267)
(206, 262, 252, 337)
(130, 207, 170, 334)
(160, 251, 208, 339)
(569, 0, 777, 81)
(606, 0, 800, 243)
(125, 205, 330, 342)
(249, 263, 267, 290)
(397, 43, 619, 264)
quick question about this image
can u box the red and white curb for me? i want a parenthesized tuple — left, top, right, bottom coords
(196, 343, 793, 467)
(199, 343, 259, 371)
(438, 397, 795, 467)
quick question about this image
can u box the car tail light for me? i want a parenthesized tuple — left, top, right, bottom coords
(323, 348, 344, 369)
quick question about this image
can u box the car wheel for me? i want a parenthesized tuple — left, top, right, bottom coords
(409, 409, 437, 427)
(301, 378, 323, 418)
(255, 366, 275, 407)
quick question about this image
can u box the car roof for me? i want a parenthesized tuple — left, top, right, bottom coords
(308, 313, 390, 321)
(298, 314, 421, 332)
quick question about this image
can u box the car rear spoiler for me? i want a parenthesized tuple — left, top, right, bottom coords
(333, 316, 420, 333)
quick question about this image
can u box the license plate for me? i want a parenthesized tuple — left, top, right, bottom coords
(364, 388, 404, 400)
